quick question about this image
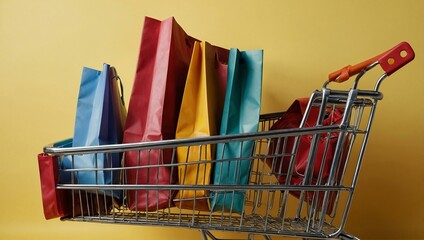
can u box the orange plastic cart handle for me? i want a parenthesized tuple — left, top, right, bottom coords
(328, 42, 415, 83)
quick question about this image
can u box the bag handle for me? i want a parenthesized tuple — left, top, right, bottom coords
(111, 66, 125, 106)
(328, 42, 415, 83)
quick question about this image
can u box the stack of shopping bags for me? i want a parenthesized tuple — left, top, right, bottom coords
(38, 16, 264, 219)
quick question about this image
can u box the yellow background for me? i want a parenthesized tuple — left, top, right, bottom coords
(1, 0, 423, 239)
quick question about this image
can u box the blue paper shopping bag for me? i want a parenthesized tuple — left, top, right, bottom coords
(62, 64, 126, 199)
(211, 49, 263, 213)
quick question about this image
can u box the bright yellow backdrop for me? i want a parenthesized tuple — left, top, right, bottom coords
(1, 0, 423, 239)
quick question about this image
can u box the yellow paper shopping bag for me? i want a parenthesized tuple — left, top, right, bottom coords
(175, 41, 229, 210)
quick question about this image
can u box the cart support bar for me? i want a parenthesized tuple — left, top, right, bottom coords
(56, 184, 352, 192)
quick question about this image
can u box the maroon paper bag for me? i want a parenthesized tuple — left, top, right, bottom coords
(267, 98, 349, 214)
(123, 16, 198, 211)
(38, 152, 117, 219)
(38, 153, 69, 219)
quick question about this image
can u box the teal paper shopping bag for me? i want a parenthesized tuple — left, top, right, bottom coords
(211, 49, 263, 213)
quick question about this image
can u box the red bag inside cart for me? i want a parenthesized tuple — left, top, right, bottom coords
(267, 98, 349, 214)
(122, 16, 198, 211)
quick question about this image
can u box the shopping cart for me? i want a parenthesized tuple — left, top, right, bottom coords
(41, 42, 414, 239)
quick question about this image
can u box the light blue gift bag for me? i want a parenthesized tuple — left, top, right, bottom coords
(62, 64, 125, 199)
(211, 49, 263, 213)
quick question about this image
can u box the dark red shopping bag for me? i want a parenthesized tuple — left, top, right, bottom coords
(38, 153, 118, 219)
(38, 153, 71, 219)
(267, 98, 349, 214)
(123, 16, 198, 211)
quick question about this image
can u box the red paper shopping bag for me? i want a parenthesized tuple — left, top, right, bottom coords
(38, 153, 70, 219)
(123, 16, 198, 211)
(267, 98, 349, 214)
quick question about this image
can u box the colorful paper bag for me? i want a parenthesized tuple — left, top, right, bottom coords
(38, 139, 72, 219)
(38, 153, 68, 219)
(62, 64, 126, 200)
(174, 41, 229, 210)
(211, 49, 263, 213)
(123, 16, 198, 211)
(267, 98, 349, 214)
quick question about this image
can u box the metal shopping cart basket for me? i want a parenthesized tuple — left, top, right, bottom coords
(41, 42, 414, 239)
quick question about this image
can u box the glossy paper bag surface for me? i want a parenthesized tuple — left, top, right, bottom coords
(174, 42, 229, 210)
(123, 17, 198, 211)
(211, 49, 263, 213)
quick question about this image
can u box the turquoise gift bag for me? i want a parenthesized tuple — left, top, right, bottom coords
(211, 48, 263, 213)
